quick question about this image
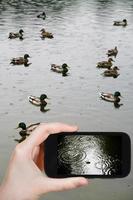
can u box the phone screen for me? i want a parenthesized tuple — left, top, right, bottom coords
(57, 135, 121, 176)
(44, 132, 130, 178)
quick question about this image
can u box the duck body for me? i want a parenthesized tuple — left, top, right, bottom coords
(113, 19, 127, 26)
(103, 66, 120, 78)
(51, 63, 69, 76)
(9, 29, 24, 39)
(99, 91, 121, 103)
(40, 28, 54, 39)
(10, 54, 30, 66)
(97, 58, 114, 69)
(37, 12, 46, 20)
(28, 94, 48, 107)
(107, 47, 118, 57)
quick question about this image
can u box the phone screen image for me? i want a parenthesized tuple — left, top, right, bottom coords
(57, 135, 121, 176)
(44, 132, 130, 178)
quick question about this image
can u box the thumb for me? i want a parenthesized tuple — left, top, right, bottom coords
(39, 177, 89, 194)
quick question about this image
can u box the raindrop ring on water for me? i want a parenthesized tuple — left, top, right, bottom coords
(58, 149, 87, 164)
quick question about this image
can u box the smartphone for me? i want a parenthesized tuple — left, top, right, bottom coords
(44, 132, 131, 178)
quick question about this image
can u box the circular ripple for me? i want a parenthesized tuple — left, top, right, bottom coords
(58, 149, 87, 164)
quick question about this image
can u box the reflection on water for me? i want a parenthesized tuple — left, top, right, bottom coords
(57, 135, 121, 175)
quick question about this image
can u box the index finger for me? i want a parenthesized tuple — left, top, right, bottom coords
(22, 122, 78, 150)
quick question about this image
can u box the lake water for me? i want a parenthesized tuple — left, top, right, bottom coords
(0, 0, 133, 199)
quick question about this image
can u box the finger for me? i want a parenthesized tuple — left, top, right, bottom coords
(35, 143, 44, 171)
(22, 123, 78, 150)
(38, 177, 89, 194)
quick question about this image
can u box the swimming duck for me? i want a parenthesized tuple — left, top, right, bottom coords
(107, 46, 118, 57)
(40, 28, 54, 39)
(37, 12, 46, 20)
(28, 94, 48, 107)
(113, 19, 127, 26)
(16, 122, 40, 137)
(97, 58, 114, 69)
(51, 63, 69, 76)
(10, 54, 30, 66)
(103, 66, 120, 78)
(8, 29, 24, 39)
(99, 91, 122, 103)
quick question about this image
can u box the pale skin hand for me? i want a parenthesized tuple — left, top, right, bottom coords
(0, 123, 89, 200)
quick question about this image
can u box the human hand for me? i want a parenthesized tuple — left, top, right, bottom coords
(0, 123, 89, 200)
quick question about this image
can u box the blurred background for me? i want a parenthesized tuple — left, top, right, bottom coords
(0, 0, 133, 199)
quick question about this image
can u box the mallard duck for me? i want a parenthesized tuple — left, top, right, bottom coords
(103, 66, 120, 78)
(10, 54, 30, 66)
(51, 63, 69, 76)
(97, 58, 114, 69)
(113, 19, 127, 26)
(99, 91, 122, 103)
(40, 28, 54, 39)
(8, 29, 24, 39)
(107, 46, 118, 57)
(28, 94, 48, 106)
(16, 122, 40, 137)
(37, 12, 46, 20)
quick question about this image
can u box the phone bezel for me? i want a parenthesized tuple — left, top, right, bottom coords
(44, 132, 131, 178)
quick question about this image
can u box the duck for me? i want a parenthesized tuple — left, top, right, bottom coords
(97, 58, 114, 69)
(103, 66, 120, 78)
(28, 94, 49, 107)
(107, 46, 118, 57)
(113, 19, 127, 26)
(8, 29, 24, 39)
(16, 122, 40, 137)
(37, 12, 46, 20)
(99, 91, 122, 103)
(10, 54, 30, 66)
(51, 63, 69, 76)
(40, 28, 54, 39)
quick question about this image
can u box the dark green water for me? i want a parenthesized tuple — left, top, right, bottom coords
(0, 0, 133, 199)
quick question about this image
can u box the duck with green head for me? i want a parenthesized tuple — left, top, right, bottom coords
(8, 29, 24, 39)
(10, 54, 30, 66)
(37, 12, 46, 20)
(107, 46, 118, 57)
(40, 28, 54, 39)
(103, 66, 120, 78)
(113, 19, 127, 26)
(97, 58, 114, 69)
(15, 122, 40, 143)
(99, 91, 122, 103)
(51, 63, 69, 76)
(16, 122, 40, 137)
(28, 94, 49, 107)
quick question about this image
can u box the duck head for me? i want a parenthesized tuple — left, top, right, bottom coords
(114, 91, 121, 97)
(24, 54, 30, 59)
(16, 122, 26, 130)
(19, 29, 24, 34)
(123, 19, 127, 23)
(40, 28, 45, 32)
(40, 94, 48, 101)
(108, 58, 114, 62)
(62, 63, 68, 69)
(113, 66, 119, 70)
(42, 12, 46, 16)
